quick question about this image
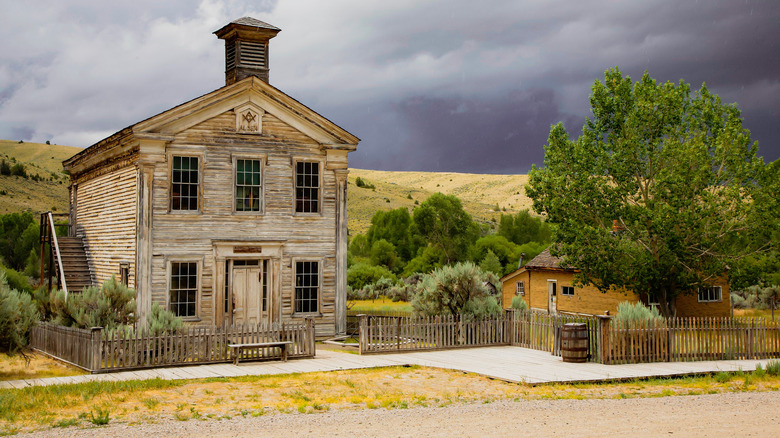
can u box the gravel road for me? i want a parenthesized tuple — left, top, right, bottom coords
(25, 391, 780, 437)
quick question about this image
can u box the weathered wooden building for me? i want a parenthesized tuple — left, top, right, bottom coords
(61, 18, 359, 338)
(501, 248, 731, 317)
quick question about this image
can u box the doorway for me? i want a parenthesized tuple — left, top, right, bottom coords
(548, 280, 557, 314)
(228, 260, 271, 326)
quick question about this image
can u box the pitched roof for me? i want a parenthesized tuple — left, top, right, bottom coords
(523, 248, 563, 269)
(230, 17, 280, 31)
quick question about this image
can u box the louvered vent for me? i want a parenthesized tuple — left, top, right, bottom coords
(239, 41, 266, 68)
(225, 43, 236, 70)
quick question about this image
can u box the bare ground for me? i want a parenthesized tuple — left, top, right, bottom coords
(24, 391, 780, 437)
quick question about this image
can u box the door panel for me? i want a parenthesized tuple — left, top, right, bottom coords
(548, 281, 557, 314)
(232, 266, 263, 325)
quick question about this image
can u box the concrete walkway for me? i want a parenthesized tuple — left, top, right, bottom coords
(1, 346, 773, 389)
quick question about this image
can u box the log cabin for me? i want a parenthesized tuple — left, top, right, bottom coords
(61, 18, 359, 338)
(501, 248, 731, 317)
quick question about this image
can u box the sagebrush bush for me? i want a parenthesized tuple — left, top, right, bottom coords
(511, 295, 528, 310)
(50, 277, 136, 331)
(766, 360, 780, 376)
(613, 301, 661, 327)
(146, 303, 182, 335)
(411, 262, 501, 317)
(0, 272, 39, 354)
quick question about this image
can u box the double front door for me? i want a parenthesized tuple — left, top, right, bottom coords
(230, 260, 271, 325)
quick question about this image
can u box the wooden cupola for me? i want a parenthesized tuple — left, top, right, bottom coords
(214, 17, 281, 85)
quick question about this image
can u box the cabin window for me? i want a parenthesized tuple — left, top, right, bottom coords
(170, 262, 198, 317)
(698, 286, 722, 303)
(294, 261, 319, 313)
(235, 158, 262, 212)
(295, 161, 319, 213)
(561, 286, 575, 296)
(515, 281, 524, 295)
(171, 156, 199, 211)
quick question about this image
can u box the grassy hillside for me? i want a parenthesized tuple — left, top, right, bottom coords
(0, 140, 534, 233)
(347, 169, 532, 236)
(0, 141, 80, 215)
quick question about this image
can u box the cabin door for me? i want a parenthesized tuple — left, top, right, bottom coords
(548, 280, 557, 314)
(231, 263, 269, 326)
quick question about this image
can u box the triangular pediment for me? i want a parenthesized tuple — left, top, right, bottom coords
(133, 77, 358, 147)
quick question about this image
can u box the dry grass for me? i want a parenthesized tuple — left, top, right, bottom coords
(1, 364, 779, 435)
(0, 352, 86, 381)
(733, 308, 779, 320)
(348, 298, 413, 314)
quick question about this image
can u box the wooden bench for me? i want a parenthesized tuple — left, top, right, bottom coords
(228, 341, 293, 365)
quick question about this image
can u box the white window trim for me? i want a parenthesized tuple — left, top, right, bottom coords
(231, 153, 266, 215)
(561, 285, 575, 297)
(515, 281, 524, 296)
(166, 258, 203, 322)
(697, 286, 723, 303)
(167, 151, 204, 214)
(291, 257, 323, 316)
(292, 158, 324, 216)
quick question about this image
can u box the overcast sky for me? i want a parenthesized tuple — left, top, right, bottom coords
(0, 0, 778, 173)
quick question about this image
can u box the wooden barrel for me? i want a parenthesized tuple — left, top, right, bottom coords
(561, 323, 589, 363)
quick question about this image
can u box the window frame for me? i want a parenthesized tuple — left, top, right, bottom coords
(168, 153, 203, 214)
(293, 159, 323, 215)
(561, 286, 575, 296)
(119, 263, 130, 286)
(697, 286, 722, 303)
(292, 258, 322, 316)
(515, 281, 525, 296)
(232, 154, 266, 214)
(167, 259, 202, 321)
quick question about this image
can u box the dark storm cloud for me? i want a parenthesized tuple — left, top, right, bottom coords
(0, 1, 778, 172)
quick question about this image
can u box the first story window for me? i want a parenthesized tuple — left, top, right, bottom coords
(698, 286, 722, 303)
(235, 158, 262, 212)
(295, 161, 319, 213)
(516, 281, 525, 295)
(170, 262, 198, 317)
(119, 263, 129, 286)
(561, 286, 575, 296)
(295, 261, 319, 313)
(171, 156, 199, 211)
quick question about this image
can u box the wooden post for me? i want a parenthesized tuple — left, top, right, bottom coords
(90, 326, 103, 372)
(305, 316, 315, 356)
(358, 314, 367, 354)
(396, 317, 401, 351)
(596, 315, 612, 364)
(505, 309, 515, 345)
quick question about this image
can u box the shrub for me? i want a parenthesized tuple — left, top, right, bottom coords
(511, 295, 528, 310)
(361, 277, 398, 301)
(354, 177, 375, 189)
(51, 277, 136, 331)
(411, 262, 500, 317)
(613, 301, 661, 327)
(9, 163, 27, 178)
(0, 264, 32, 293)
(0, 272, 39, 354)
(146, 303, 183, 335)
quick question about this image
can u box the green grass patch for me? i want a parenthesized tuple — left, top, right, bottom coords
(348, 298, 413, 314)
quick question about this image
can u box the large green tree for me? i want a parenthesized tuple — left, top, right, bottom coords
(527, 68, 777, 317)
(412, 193, 479, 265)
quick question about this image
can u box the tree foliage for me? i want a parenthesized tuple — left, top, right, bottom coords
(527, 68, 777, 316)
(412, 193, 479, 265)
(498, 210, 552, 245)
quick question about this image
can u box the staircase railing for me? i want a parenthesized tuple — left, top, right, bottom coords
(40, 212, 69, 297)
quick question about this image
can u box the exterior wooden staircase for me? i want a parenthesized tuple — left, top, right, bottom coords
(40, 212, 93, 294)
(56, 237, 93, 293)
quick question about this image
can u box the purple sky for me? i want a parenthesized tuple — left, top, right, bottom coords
(1, 0, 777, 173)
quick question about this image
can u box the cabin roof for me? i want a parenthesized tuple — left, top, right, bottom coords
(523, 248, 562, 269)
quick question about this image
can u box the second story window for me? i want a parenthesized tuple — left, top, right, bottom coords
(171, 156, 199, 211)
(235, 159, 262, 212)
(295, 161, 319, 213)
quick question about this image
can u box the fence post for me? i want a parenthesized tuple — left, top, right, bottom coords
(358, 314, 367, 354)
(596, 316, 611, 364)
(90, 326, 103, 372)
(304, 316, 315, 356)
(505, 309, 515, 345)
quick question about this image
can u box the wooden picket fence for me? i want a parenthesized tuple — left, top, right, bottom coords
(506, 309, 600, 362)
(358, 314, 509, 354)
(31, 319, 316, 373)
(603, 317, 780, 364)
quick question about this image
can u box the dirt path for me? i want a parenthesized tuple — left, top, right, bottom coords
(26, 391, 780, 437)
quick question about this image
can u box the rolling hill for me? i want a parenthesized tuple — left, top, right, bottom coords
(0, 140, 533, 233)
